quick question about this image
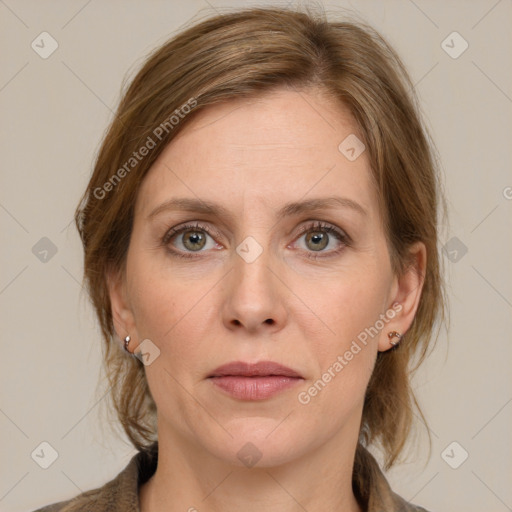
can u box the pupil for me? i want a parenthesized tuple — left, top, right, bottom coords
(308, 231, 327, 251)
(185, 231, 204, 250)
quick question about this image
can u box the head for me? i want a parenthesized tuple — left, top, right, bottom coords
(76, 6, 447, 470)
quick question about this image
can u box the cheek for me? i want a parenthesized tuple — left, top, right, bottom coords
(297, 281, 382, 421)
(298, 267, 387, 396)
(127, 247, 196, 329)
(127, 256, 216, 368)
(303, 265, 388, 343)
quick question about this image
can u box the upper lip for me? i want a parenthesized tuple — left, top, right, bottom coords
(208, 361, 303, 378)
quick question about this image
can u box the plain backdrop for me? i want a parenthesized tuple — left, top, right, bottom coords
(1, 1, 511, 511)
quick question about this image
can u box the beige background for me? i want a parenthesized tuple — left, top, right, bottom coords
(1, 1, 511, 511)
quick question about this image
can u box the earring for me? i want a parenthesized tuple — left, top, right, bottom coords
(124, 335, 131, 353)
(387, 331, 402, 346)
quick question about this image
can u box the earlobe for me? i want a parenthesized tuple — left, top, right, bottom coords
(378, 241, 427, 352)
(387, 330, 402, 347)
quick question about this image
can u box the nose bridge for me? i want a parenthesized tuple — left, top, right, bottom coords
(232, 208, 274, 287)
(223, 231, 285, 332)
(233, 236, 274, 302)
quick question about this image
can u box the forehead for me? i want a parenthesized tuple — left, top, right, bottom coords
(136, 87, 378, 222)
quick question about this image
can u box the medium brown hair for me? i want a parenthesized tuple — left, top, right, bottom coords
(76, 5, 447, 470)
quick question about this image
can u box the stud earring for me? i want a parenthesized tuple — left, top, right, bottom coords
(124, 335, 131, 353)
(387, 331, 402, 346)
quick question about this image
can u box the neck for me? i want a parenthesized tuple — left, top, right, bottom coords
(139, 419, 364, 512)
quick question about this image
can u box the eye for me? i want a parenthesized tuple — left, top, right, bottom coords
(162, 222, 221, 258)
(293, 221, 350, 259)
(162, 220, 351, 260)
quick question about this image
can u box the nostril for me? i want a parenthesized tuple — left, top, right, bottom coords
(264, 318, 274, 324)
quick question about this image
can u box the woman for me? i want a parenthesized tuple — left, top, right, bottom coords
(34, 6, 446, 512)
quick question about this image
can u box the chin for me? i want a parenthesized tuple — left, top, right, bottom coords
(201, 419, 307, 469)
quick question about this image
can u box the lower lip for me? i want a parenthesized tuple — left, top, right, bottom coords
(209, 376, 302, 400)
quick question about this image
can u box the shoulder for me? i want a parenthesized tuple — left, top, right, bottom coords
(353, 443, 433, 512)
(29, 473, 136, 512)
(390, 490, 433, 512)
(29, 443, 158, 512)
(30, 486, 108, 512)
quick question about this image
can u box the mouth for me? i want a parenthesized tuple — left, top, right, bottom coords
(208, 360, 303, 378)
(208, 361, 304, 401)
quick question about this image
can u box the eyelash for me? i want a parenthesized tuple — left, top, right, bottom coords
(161, 221, 351, 260)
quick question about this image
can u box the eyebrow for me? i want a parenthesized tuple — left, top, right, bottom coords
(147, 196, 367, 221)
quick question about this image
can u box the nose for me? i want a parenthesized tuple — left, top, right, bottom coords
(222, 244, 287, 335)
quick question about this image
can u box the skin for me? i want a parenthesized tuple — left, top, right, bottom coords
(108, 86, 426, 512)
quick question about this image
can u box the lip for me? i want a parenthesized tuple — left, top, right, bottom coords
(209, 361, 303, 378)
(208, 361, 304, 401)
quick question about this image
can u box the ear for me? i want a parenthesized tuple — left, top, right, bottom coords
(378, 241, 427, 352)
(106, 265, 139, 344)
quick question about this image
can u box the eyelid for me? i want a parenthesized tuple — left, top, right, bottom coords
(161, 221, 223, 246)
(293, 220, 351, 245)
(161, 219, 351, 258)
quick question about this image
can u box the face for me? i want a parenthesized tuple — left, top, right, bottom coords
(109, 87, 425, 468)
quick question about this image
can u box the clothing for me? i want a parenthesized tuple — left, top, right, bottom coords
(31, 442, 430, 512)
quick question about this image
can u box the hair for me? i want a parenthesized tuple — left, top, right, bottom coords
(75, 5, 448, 471)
